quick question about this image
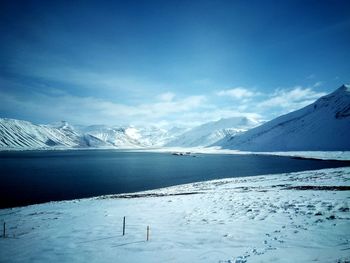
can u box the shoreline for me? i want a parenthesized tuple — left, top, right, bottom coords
(2, 165, 350, 211)
(1, 167, 349, 262)
(1, 146, 350, 161)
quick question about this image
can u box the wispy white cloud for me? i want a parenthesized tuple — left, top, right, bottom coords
(176, 110, 262, 127)
(216, 87, 257, 99)
(157, 92, 176, 102)
(312, 81, 323, 87)
(10, 60, 170, 99)
(0, 88, 207, 127)
(0, 73, 329, 128)
(257, 85, 327, 112)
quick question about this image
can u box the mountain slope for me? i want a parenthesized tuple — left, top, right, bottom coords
(131, 126, 187, 147)
(217, 85, 350, 151)
(80, 125, 186, 148)
(0, 119, 186, 150)
(166, 117, 260, 147)
(81, 125, 144, 148)
(0, 119, 109, 150)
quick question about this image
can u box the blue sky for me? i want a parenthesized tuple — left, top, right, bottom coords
(0, 0, 349, 127)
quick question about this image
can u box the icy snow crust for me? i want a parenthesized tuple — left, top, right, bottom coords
(1, 167, 349, 263)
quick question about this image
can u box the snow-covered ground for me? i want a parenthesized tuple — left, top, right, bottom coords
(1, 167, 349, 263)
(139, 146, 350, 161)
(257, 151, 350, 161)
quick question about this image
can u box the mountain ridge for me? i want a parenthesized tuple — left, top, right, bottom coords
(165, 116, 260, 147)
(216, 84, 350, 151)
(1, 85, 349, 151)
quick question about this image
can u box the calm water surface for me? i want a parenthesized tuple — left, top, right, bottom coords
(1, 150, 349, 208)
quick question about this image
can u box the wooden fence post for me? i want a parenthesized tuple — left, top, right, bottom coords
(122, 216, 125, 236)
(146, 226, 150, 241)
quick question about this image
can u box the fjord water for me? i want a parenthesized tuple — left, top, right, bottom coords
(1, 150, 349, 208)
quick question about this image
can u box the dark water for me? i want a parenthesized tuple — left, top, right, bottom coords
(0, 150, 349, 208)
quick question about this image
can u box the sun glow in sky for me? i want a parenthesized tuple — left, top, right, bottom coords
(0, 0, 349, 127)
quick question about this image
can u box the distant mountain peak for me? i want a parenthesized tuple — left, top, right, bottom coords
(165, 116, 260, 147)
(337, 84, 350, 93)
(313, 84, 350, 112)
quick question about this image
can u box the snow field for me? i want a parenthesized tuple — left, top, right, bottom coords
(0, 167, 349, 263)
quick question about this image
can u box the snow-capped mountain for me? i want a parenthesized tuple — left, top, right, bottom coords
(0, 120, 164, 150)
(166, 116, 260, 147)
(217, 85, 350, 151)
(0, 119, 186, 150)
(132, 126, 187, 147)
(2, 85, 349, 151)
(80, 125, 143, 148)
(79, 125, 186, 148)
(0, 119, 91, 149)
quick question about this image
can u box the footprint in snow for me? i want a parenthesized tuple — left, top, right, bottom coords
(230, 256, 247, 263)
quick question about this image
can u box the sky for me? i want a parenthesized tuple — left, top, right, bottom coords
(0, 0, 349, 127)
